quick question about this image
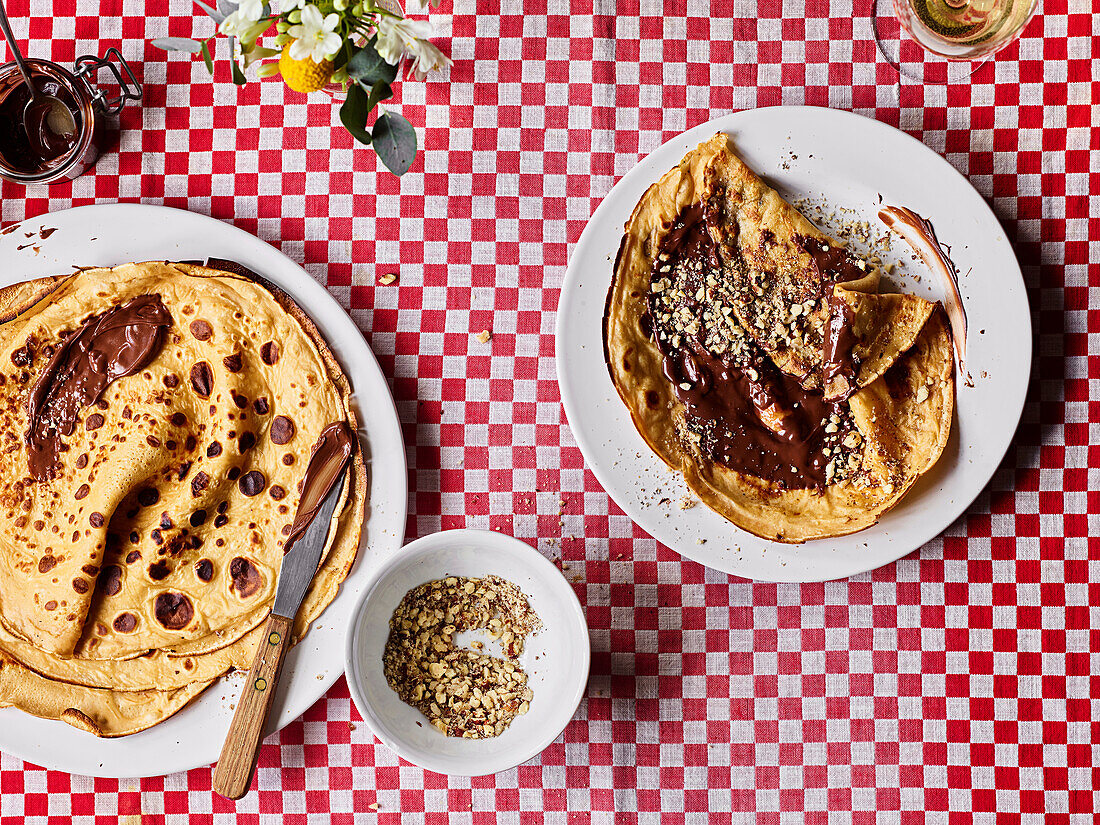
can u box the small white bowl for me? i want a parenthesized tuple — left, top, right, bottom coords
(345, 529, 591, 776)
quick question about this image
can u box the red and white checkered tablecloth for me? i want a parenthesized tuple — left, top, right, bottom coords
(0, 0, 1095, 819)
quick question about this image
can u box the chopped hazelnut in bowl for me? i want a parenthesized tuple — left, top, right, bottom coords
(344, 529, 590, 776)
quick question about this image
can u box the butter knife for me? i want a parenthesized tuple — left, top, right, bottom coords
(213, 470, 346, 800)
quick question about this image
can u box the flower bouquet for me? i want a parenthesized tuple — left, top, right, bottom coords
(153, 0, 451, 175)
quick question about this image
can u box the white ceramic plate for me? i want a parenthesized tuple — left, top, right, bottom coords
(345, 529, 590, 776)
(0, 204, 408, 777)
(557, 106, 1030, 582)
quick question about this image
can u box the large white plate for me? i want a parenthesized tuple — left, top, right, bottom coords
(557, 106, 1030, 582)
(0, 204, 408, 777)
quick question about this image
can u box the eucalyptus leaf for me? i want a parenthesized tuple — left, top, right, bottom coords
(373, 111, 417, 176)
(339, 84, 373, 146)
(366, 80, 392, 112)
(193, 0, 226, 24)
(151, 37, 205, 53)
(216, 0, 239, 18)
(346, 37, 397, 86)
(201, 40, 215, 75)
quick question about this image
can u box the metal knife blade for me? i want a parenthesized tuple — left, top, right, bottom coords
(271, 469, 345, 620)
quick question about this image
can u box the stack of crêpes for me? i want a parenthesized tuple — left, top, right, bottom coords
(0, 262, 366, 736)
(605, 134, 957, 542)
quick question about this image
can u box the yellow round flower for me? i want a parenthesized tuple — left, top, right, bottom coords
(278, 44, 334, 93)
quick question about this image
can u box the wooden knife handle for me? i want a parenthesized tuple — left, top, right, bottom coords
(213, 613, 293, 800)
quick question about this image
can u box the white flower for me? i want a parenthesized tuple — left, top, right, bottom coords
(287, 4, 342, 62)
(374, 15, 432, 65)
(238, 0, 265, 21)
(219, 0, 264, 35)
(280, 0, 305, 9)
(219, 10, 244, 34)
(407, 37, 451, 80)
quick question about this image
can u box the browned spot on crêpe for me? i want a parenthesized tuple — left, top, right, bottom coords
(214, 514, 229, 527)
(238, 432, 256, 453)
(229, 557, 262, 598)
(190, 362, 214, 398)
(11, 343, 32, 367)
(253, 397, 269, 415)
(146, 435, 161, 448)
(75, 453, 88, 469)
(189, 319, 213, 341)
(148, 560, 171, 581)
(269, 485, 287, 501)
(207, 441, 223, 458)
(227, 467, 241, 481)
(138, 487, 160, 507)
(232, 392, 248, 409)
(223, 353, 243, 373)
(113, 612, 138, 632)
(38, 555, 57, 573)
(171, 412, 187, 427)
(270, 415, 295, 444)
(72, 577, 89, 594)
(154, 592, 194, 629)
(189, 509, 207, 527)
(282, 453, 295, 465)
(85, 413, 104, 430)
(260, 341, 279, 365)
(95, 622, 108, 636)
(125, 550, 141, 565)
(191, 472, 210, 496)
(239, 470, 266, 496)
(100, 565, 123, 596)
(163, 373, 180, 389)
(194, 558, 214, 582)
(89, 512, 105, 528)
(81, 564, 98, 577)
(44, 600, 58, 611)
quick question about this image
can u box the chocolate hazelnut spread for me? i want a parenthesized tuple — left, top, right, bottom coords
(26, 295, 172, 480)
(878, 205, 967, 368)
(284, 421, 353, 549)
(0, 72, 81, 173)
(798, 236, 868, 286)
(642, 205, 858, 490)
(822, 292, 859, 390)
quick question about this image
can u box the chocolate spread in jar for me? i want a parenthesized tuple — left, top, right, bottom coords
(283, 421, 354, 550)
(643, 204, 857, 491)
(0, 71, 81, 174)
(26, 295, 172, 481)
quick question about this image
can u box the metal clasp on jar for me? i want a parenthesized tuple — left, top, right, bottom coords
(74, 47, 141, 115)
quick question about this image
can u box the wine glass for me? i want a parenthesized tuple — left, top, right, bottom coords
(873, 0, 1041, 82)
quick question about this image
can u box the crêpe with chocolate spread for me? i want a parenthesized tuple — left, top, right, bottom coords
(605, 134, 954, 543)
(0, 261, 366, 735)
